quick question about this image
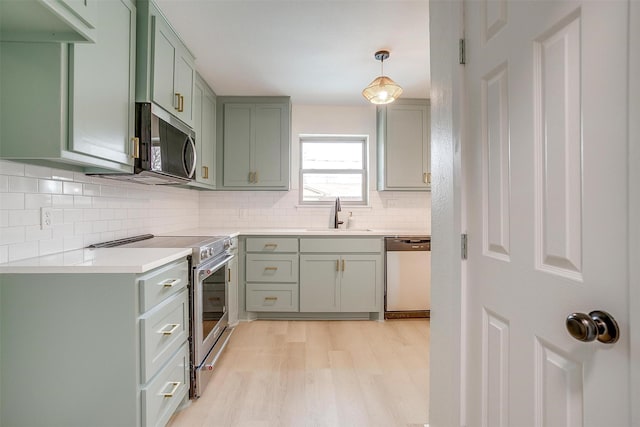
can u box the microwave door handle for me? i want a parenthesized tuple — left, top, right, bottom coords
(183, 135, 197, 179)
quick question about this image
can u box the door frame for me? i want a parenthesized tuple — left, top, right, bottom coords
(428, 0, 466, 425)
(429, 0, 639, 425)
(629, 1, 639, 425)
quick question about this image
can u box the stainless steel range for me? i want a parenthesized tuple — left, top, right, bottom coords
(89, 234, 235, 398)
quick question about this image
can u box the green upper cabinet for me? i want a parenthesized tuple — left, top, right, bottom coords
(191, 74, 216, 188)
(136, 0, 195, 127)
(0, 0, 97, 43)
(377, 99, 431, 191)
(217, 97, 291, 190)
(0, 0, 136, 173)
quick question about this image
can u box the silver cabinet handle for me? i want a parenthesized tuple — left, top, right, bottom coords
(157, 323, 180, 335)
(566, 310, 619, 344)
(160, 381, 181, 397)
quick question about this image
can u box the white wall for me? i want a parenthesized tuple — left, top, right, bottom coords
(0, 160, 199, 263)
(199, 104, 431, 231)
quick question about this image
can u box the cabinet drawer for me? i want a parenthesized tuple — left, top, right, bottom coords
(246, 237, 298, 253)
(141, 344, 189, 427)
(138, 259, 189, 313)
(140, 289, 188, 383)
(246, 254, 298, 283)
(300, 238, 383, 253)
(246, 283, 299, 312)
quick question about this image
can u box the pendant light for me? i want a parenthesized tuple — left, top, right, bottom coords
(362, 50, 403, 104)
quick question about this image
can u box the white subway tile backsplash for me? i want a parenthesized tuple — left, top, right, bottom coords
(63, 209, 83, 224)
(9, 210, 39, 227)
(51, 169, 75, 181)
(25, 225, 51, 242)
(63, 182, 83, 195)
(25, 193, 51, 209)
(0, 160, 25, 176)
(52, 194, 75, 207)
(38, 179, 62, 194)
(83, 184, 100, 196)
(73, 195, 92, 207)
(0, 193, 25, 210)
(0, 161, 429, 263)
(64, 236, 84, 251)
(25, 165, 52, 179)
(8, 241, 38, 261)
(0, 227, 25, 244)
(39, 238, 64, 255)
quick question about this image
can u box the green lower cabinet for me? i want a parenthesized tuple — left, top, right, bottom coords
(299, 253, 382, 313)
(0, 258, 190, 427)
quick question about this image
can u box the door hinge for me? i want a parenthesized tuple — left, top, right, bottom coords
(461, 233, 468, 260)
(459, 39, 466, 65)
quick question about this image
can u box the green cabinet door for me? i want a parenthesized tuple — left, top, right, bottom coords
(152, 16, 178, 115)
(340, 255, 381, 312)
(200, 84, 216, 186)
(218, 97, 290, 190)
(223, 103, 254, 187)
(0, 0, 97, 43)
(174, 52, 194, 125)
(69, 0, 135, 166)
(60, 0, 97, 28)
(377, 99, 431, 191)
(0, 0, 135, 173)
(150, 13, 194, 127)
(300, 254, 340, 312)
(253, 104, 289, 187)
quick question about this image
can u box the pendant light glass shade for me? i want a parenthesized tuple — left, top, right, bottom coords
(362, 50, 403, 104)
(362, 76, 403, 104)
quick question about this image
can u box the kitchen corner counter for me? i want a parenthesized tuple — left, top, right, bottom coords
(0, 247, 192, 274)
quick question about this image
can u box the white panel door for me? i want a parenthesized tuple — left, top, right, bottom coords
(464, 1, 630, 426)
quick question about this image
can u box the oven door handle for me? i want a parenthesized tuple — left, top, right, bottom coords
(197, 254, 235, 281)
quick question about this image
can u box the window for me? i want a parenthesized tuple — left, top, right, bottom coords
(299, 135, 368, 204)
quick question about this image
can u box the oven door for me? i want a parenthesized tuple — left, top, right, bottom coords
(193, 253, 233, 366)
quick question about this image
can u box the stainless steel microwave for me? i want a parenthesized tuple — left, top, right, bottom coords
(90, 103, 196, 185)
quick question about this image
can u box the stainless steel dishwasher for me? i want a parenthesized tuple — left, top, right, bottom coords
(384, 236, 431, 319)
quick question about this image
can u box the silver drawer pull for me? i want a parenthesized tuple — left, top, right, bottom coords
(158, 323, 180, 335)
(159, 278, 181, 288)
(264, 297, 278, 301)
(264, 266, 278, 271)
(160, 381, 181, 397)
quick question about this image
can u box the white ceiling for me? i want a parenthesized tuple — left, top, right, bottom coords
(154, 0, 430, 106)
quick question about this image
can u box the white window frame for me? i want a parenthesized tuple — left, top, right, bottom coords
(299, 134, 369, 206)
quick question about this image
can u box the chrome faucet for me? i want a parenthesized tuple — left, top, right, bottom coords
(333, 197, 343, 229)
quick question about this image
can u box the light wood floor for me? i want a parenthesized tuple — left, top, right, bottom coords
(168, 319, 429, 427)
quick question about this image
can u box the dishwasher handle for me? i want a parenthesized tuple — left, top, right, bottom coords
(385, 237, 431, 251)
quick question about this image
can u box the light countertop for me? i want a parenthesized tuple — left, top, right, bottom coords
(163, 228, 430, 237)
(0, 228, 430, 274)
(0, 247, 192, 274)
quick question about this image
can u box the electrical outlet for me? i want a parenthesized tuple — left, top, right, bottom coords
(41, 207, 53, 230)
